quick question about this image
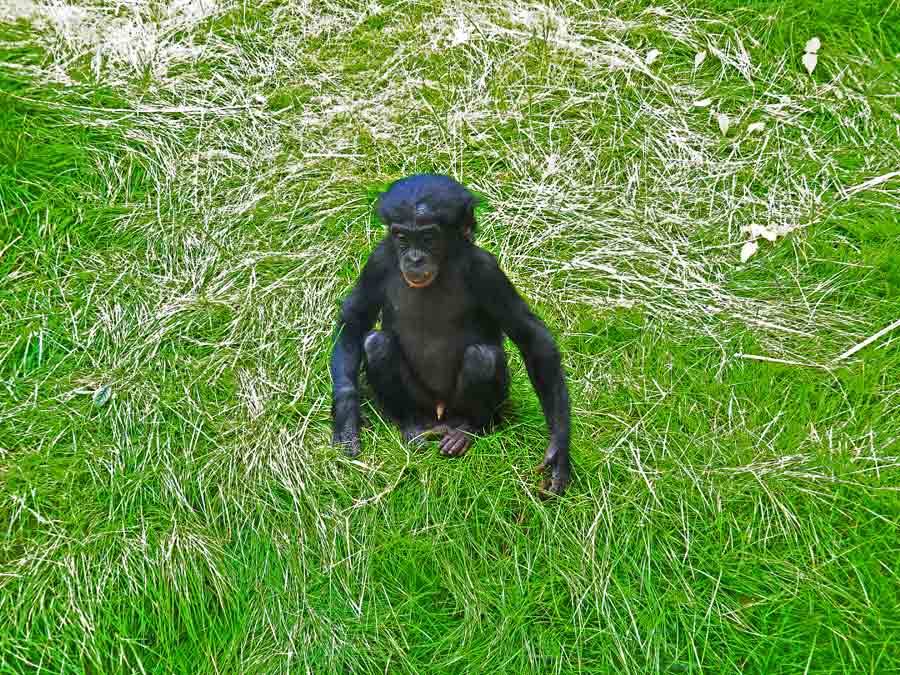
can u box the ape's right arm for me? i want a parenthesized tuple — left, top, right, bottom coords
(330, 242, 388, 456)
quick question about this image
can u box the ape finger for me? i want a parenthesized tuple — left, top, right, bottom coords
(449, 436, 472, 456)
(440, 429, 471, 456)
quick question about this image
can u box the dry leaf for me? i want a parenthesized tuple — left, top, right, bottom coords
(805, 37, 821, 53)
(747, 121, 766, 134)
(802, 52, 817, 75)
(645, 49, 661, 65)
(693, 97, 713, 108)
(749, 224, 777, 242)
(93, 385, 112, 407)
(740, 241, 759, 262)
(694, 50, 707, 68)
(717, 112, 730, 136)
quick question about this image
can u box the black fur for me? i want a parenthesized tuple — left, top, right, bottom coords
(330, 174, 571, 494)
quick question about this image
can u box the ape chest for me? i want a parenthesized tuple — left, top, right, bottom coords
(384, 277, 474, 395)
(386, 282, 470, 341)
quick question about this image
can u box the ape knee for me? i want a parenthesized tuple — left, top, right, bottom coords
(461, 344, 497, 383)
(363, 331, 391, 364)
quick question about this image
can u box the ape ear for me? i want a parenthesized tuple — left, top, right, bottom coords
(375, 192, 389, 225)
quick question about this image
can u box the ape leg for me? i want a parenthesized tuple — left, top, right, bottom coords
(440, 344, 509, 456)
(363, 331, 435, 441)
(454, 344, 509, 427)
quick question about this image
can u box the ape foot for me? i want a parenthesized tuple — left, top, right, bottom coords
(439, 424, 474, 456)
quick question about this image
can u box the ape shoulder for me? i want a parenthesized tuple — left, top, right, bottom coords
(356, 238, 394, 285)
(464, 246, 507, 290)
(368, 237, 394, 266)
(337, 238, 393, 322)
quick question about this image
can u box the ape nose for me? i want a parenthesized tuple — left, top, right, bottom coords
(408, 251, 425, 266)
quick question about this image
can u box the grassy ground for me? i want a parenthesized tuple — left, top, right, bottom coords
(2, 0, 900, 672)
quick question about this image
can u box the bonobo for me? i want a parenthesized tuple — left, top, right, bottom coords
(330, 174, 571, 494)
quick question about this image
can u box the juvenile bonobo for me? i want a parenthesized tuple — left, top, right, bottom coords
(330, 174, 571, 494)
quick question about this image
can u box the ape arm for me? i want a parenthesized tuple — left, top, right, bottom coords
(330, 241, 388, 455)
(468, 251, 571, 493)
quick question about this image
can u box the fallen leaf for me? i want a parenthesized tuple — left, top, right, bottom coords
(802, 52, 817, 75)
(694, 50, 706, 68)
(740, 240, 759, 262)
(805, 36, 821, 53)
(93, 385, 112, 407)
(645, 49, 661, 65)
(717, 112, 730, 136)
(747, 121, 766, 134)
(749, 224, 777, 242)
(693, 97, 713, 108)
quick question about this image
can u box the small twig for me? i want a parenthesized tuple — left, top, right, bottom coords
(834, 317, 900, 362)
(734, 353, 828, 369)
(843, 170, 900, 200)
(628, 441, 661, 506)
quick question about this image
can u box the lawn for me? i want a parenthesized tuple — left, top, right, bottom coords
(2, 0, 899, 672)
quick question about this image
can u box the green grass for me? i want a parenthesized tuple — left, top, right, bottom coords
(2, 0, 900, 672)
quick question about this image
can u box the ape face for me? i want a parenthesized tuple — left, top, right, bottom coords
(377, 175, 475, 289)
(390, 218, 445, 288)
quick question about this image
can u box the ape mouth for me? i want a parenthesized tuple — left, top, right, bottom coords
(402, 271, 435, 288)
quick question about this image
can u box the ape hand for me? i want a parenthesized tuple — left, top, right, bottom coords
(333, 424, 361, 457)
(536, 441, 571, 496)
(332, 395, 361, 457)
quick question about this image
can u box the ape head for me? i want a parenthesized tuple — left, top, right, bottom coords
(376, 174, 477, 289)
